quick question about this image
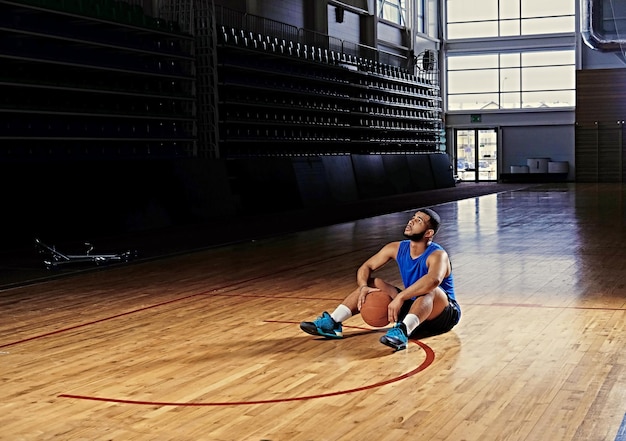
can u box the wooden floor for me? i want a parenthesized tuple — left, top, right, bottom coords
(1, 182, 625, 441)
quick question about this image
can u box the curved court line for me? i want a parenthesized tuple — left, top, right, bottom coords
(58, 339, 435, 407)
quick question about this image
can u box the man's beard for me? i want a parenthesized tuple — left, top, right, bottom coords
(403, 230, 426, 241)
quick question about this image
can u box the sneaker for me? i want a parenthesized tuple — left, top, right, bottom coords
(300, 311, 343, 339)
(380, 323, 408, 351)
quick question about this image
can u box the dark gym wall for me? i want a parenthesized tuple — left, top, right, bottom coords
(328, 6, 361, 45)
(1, 153, 454, 249)
(0, 159, 237, 250)
(2, 1, 454, 251)
(214, 0, 366, 47)
(226, 153, 454, 213)
(213, 0, 306, 29)
(321, 155, 360, 203)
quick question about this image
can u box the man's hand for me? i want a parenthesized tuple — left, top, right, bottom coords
(357, 286, 380, 310)
(387, 295, 404, 323)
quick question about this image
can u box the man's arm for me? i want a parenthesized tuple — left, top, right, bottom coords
(355, 241, 400, 288)
(385, 249, 450, 323)
(395, 249, 450, 302)
(355, 242, 400, 310)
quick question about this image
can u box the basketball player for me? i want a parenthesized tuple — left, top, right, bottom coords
(300, 208, 460, 351)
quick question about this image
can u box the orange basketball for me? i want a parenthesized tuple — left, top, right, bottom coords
(360, 291, 391, 327)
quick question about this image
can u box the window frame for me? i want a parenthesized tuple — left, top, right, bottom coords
(444, 0, 577, 113)
(378, 0, 408, 27)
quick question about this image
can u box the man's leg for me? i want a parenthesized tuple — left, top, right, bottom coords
(380, 287, 449, 350)
(408, 287, 449, 323)
(299, 285, 362, 338)
(300, 278, 395, 338)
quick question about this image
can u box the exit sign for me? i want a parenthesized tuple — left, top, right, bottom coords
(471, 114, 481, 123)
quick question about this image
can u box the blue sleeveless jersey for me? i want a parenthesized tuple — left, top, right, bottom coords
(396, 240, 456, 301)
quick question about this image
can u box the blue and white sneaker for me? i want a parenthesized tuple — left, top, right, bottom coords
(380, 323, 408, 351)
(300, 311, 343, 339)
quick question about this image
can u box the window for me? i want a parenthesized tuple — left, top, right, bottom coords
(447, 50, 575, 110)
(582, 0, 626, 50)
(379, 0, 407, 26)
(447, 0, 575, 39)
(415, 0, 425, 34)
(445, 0, 576, 111)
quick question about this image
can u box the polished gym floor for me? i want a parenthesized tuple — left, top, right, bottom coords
(1, 182, 625, 440)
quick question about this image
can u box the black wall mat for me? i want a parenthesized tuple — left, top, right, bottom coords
(320, 155, 359, 203)
(2, 159, 238, 249)
(406, 154, 436, 190)
(227, 157, 302, 213)
(1, 154, 454, 250)
(429, 153, 456, 188)
(351, 154, 396, 199)
(291, 157, 334, 208)
(171, 159, 238, 220)
(382, 155, 415, 193)
(2, 160, 185, 247)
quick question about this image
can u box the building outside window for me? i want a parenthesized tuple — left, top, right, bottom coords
(447, 50, 575, 110)
(445, 0, 576, 111)
(446, 0, 575, 38)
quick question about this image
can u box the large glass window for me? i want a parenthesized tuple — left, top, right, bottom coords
(379, 0, 407, 26)
(415, 0, 425, 34)
(582, 0, 626, 50)
(447, 0, 575, 39)
(447, 50, 575, 110)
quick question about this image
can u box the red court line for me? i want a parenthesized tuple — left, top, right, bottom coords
(6, 296, 623, 349)
(58, 339, 435, 406)
(466, 302, 626, 311)
(0, 291, 208, 349)
(0, 248, 365, 349)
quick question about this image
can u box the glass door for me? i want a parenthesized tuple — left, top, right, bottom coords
(455, 128, 498, 181)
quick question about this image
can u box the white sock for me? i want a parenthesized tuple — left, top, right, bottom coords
(403, 314, 420, 335)
(331, 304, 352, 323)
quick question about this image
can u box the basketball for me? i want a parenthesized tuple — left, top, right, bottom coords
(360, 291, 391, 327)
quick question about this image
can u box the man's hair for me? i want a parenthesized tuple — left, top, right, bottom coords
(421, 208, 441, 234)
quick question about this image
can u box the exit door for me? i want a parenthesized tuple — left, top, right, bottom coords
(455, 128, 498, 181)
